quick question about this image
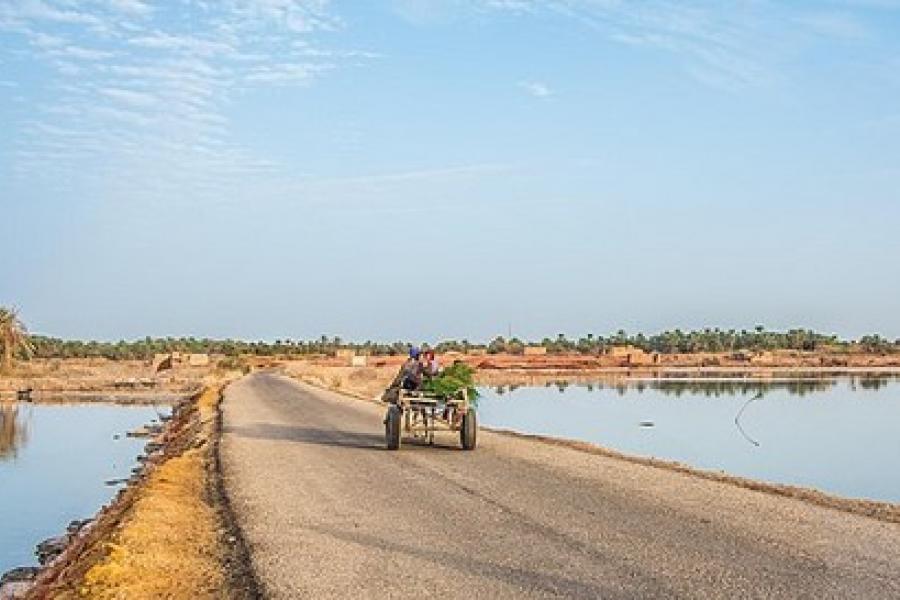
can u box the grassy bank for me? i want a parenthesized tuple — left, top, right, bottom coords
(26, 383, 255, 599)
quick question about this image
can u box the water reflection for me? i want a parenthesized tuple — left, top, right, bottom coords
(491, 374, 899, 399)
(0, 403, 29, 461)
(1, 402, 168, 574)
(478, 375, 900, 502)
(853, 376, 893, 391)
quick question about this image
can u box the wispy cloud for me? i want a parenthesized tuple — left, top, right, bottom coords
(1, 0, 369, 200)
(245, 62, 334, 84)
(390, 0, 464, 25)
(129, 32, 233, 56)
(107, 0, 153, 17)
(497, 1, 783, 90)
(519, 80, 554, 98)
(473, 0, 900, 91)
(306, 163, 514, 187)
(475, 1, 890, 91)
(100, 87, 159, 109)
(796, 12, 870, 40)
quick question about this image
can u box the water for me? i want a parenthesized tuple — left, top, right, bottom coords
(0, 401, 168, 575)
(478, 376, 900, 503)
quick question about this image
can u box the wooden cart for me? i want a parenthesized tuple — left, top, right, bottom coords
(383, 388, 477, 451)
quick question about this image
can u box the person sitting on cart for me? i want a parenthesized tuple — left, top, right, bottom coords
(400, 347, 424, 390)
(382, 347, 424, 404)
(422, 349, 440, 379)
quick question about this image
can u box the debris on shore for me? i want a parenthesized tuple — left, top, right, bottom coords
(1, 383, 254, 600)
(125, 423, 162, 438)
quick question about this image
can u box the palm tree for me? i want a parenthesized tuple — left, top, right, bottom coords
(0, 307, 34, 372)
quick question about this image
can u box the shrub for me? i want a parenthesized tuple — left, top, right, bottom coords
(422, 362, 479, 401)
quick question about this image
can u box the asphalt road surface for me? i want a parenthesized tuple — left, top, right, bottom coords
(221, 373, 900, 599)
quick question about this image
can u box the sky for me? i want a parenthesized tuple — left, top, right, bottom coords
(1, 0, 899, 342)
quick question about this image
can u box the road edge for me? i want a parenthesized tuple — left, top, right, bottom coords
(288, 373, 900, 525)
(211, 380, 264, 600)
(484, 427, 900, 524)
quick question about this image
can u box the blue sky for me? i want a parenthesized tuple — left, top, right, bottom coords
(1, 1, 899, 342)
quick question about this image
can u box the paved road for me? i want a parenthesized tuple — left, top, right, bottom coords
(221, 373, 900, 599)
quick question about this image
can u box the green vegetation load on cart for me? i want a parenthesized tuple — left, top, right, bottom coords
(422, 362, 479, 401)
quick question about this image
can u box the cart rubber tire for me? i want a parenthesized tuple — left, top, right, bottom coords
(460, 409, 477, 450)
(385, 406, 402, 450)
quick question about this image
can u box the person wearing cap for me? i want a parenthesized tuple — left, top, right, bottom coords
(381, 347, 428, 406)
(400, 346, 424, 390)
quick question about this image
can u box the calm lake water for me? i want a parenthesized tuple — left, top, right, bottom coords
(0, 402, 168, 575)
(478, 376, 900, 503)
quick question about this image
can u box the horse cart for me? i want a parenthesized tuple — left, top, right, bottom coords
(383, 388, 477, 451)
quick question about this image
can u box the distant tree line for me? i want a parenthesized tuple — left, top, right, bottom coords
(28, 335, 411, 361)
(23, 327, 900, 361)
(475, 328, 899, 355)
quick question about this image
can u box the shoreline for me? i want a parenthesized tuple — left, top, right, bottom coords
(0, 380, 255, 599)
(0, 391, 187, 405)
(290, 370, 900, 526)
(1, 398, 184, 598)
(474, 365, 900, 383)
(483, 425, 900, 525)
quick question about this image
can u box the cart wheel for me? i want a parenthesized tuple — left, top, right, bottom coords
(385, 405, 402, 450)
(460, 409, 477, 450)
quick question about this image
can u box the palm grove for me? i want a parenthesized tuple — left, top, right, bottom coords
(16, 328, 900, 363)
(2, 305, 898, 364)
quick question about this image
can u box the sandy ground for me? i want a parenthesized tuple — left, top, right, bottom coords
(221, 373, 900, 599)
(0, 358, 224, 400)
(304, 349, 900, 371)
(2, 355, 896, 401)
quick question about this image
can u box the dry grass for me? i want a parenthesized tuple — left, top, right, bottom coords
(51, 387, 226, 599)
(73, 451, 222, 598)
(0, 358, 215, 397)
(283, 361, 396, 400)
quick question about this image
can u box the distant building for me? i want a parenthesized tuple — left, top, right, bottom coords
(153, 352, 209, 371)
(523, 346, 548, 356)
(626, 351, 654, 366)
(751, 352, 774, 365)
(604, 345, 655, 366)
(604, 345, 639, 357)
(188, 353, 210, 367)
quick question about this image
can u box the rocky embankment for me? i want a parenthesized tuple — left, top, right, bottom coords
(0, 381, 254, 599)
